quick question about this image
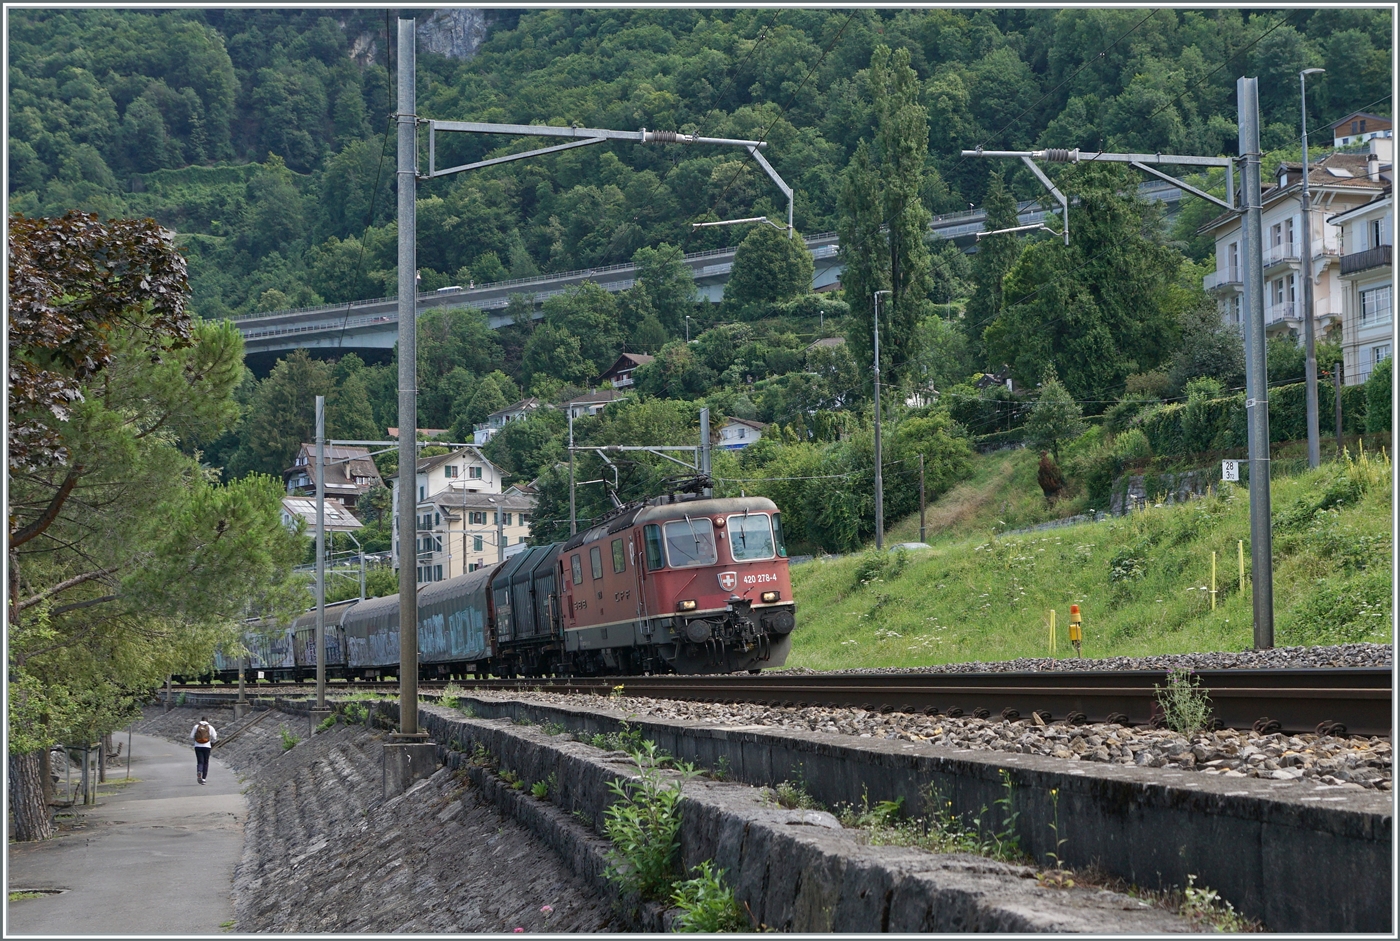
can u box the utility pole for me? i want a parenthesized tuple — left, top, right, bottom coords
(1299, 67, 1326, 469)
(699, 407, 712, 497)
(568, 409, 577, 536)
(394, 14, 424, 740)
(873, 290, 890, 550)
(314, 395, 326, 711)
(1239, 76, 1276, 649)
(495, 496, 505, 562)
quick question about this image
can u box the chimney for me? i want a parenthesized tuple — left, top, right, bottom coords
(1368, 152, 1380, 182)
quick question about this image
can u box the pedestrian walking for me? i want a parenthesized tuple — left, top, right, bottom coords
(190, 717, 217, 784)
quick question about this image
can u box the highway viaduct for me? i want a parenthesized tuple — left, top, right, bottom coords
(232, 181, 1182, 373)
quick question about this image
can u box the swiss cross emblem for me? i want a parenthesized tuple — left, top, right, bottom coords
(718, 571, 737, 592)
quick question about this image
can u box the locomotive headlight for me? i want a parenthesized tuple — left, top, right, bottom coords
(677, 599, 697, 612)
(760, 590, 781, 603)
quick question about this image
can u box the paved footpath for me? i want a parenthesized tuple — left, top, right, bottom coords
(7, 732, 245, 936)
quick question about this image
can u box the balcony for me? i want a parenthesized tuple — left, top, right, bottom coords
(1265, 303, 1297, 325)
(1203, 267, 1241, 292)
(1263, 243, 1299, 268)
(1340, 244, 1392, 276)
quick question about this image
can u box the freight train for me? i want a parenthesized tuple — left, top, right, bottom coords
(204, 492, 796, 681)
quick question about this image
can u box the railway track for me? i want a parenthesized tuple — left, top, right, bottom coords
(174, 666, 1393, 737)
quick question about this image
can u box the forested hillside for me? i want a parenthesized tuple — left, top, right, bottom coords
(10, 8, 1392, 554)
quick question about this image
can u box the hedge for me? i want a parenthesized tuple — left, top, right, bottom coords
(1134, 380, 1368, 458)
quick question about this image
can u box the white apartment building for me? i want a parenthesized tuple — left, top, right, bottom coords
(388, 446, 503, 572)
(1201, 143, 1391, 376)
(412, 490, 535, 583)
(1328, 192, 1393, 385)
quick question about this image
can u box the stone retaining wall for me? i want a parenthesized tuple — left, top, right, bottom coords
(438, 694, 1391, 933)
(413, 704, 1189, 933)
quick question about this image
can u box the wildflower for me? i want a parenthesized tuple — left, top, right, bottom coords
(513, 929, 525, 934)
(540, 906, 554, 915)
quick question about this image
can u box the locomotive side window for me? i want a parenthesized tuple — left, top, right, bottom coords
(643, 524, 664, 570)
(570, 553, 583, 585)
(727, 513, 776, 561)
(611, 538, 626, 573)
(590, 546, 603, 580)
(663, 517, 718, 567)
(772, 512, 789, 557)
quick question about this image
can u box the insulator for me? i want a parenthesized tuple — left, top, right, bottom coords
(1043, 148, 1079, 163)
(649, 130, 684, 143)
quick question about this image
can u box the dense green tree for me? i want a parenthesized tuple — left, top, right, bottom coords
(541, 282, 625, 375)
(632, 242, 699, 334)
(522, 324, 592, 389)
(8, 212, 302, 841)
(1166, 300, 1245, 397)
(633, 340, 717, 400)
(723, 224, 814, 318)
(236, 349, 334, 475)
(983, 163, 1187, 406)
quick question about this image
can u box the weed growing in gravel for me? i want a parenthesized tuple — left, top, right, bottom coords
(1041, 787, 1069, 874)
(603, 741, 696, 901)
(586, 720, 647, 757)
(767, 770, 823, 810)
(279, 727, 301, 751)
(499, 768, 524, 790)
(1154, 668, 1214, 734)
(671, 861, 752, 933)
(341, 702, 368, 725)
(840, 773, 1024, 863)
(1180, 875, 1253, 932)
(315, 715, 336, 733)
(467, 743, 495, 768)
(542, 721, 567, 736)
(709, 755, 733, 781)
(440, 682, 465, 710)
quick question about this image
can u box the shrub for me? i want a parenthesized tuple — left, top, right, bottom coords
(279, 727, 301, 751)
(1154, 668, 1213, 735)
(602, 742, 695, 901)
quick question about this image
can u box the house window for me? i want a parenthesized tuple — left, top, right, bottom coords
(419, 485, 425, 500)
(612, 538, 627, 574)
(1374, 344, 1391, 365)
(1371, 220, 1384, 250)
(1361, 286, 1392, 326)
(468, 562, 479, 573)
(1360, 119, 1367, 133)
(519, 514, 531, 525)
(474, 535, 483, 552)
(1272, 279, 1284, 305)
(1227, 242, 1239, 279)
(1270, 223, 1282, 247)
(445, 465, 458, 478)
(590, 546, 603, 580)
(469, 466, 483, 479)
(1353, 120, 1360, 135)
(1287, 274, 1296, 303)
(1233, 297, 1242, 324)
(470, 511, 486, 525)
(503, 513, 512, 526)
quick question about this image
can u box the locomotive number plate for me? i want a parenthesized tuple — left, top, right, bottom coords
(741, 573, 778, 585)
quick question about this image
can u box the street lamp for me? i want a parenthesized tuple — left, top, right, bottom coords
(1300, 67, 1325, 469)
(873, 290, 892, 551)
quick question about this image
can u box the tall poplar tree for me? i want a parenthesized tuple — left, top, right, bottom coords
(839, 45, 933, 391)
(964, 171, 1022, 369)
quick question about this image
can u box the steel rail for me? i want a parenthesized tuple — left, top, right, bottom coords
(175, 668, 1392, 738)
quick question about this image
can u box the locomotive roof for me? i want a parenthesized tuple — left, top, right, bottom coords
(561, 494, 779, 551)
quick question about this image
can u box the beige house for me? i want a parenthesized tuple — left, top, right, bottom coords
(1201, 143, 1391, 363)
(387, 446, 504, 573)
(412, 490, 535, 582)
(1328, 191, 1393, 385)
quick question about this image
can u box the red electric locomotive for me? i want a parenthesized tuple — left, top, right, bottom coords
(556, 493, 796, 674)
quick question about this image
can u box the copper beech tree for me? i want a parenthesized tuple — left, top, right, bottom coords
(7, 212, 304, 840)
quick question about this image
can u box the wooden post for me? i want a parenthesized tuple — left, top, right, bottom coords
(1211, 551, 1217, 610)
(918, 453, 927, 543)
(1333, 362, 1344, 455)
(1048, 609, 1057, 658)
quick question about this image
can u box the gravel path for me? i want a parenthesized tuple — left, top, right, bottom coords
(135, 707, 617, 932)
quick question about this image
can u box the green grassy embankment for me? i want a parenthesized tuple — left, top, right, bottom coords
(788, 447, 1391, 669)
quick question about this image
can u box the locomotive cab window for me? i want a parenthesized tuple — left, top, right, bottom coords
(643, 524, 664, 570)
(611, 538, 627, 573)
(727, 513, 776, 561)
(570, 553, 583, 585)
(772, 512, 788, 558)
(589, 546, 603, 580)
(663, 517, 718, 567)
